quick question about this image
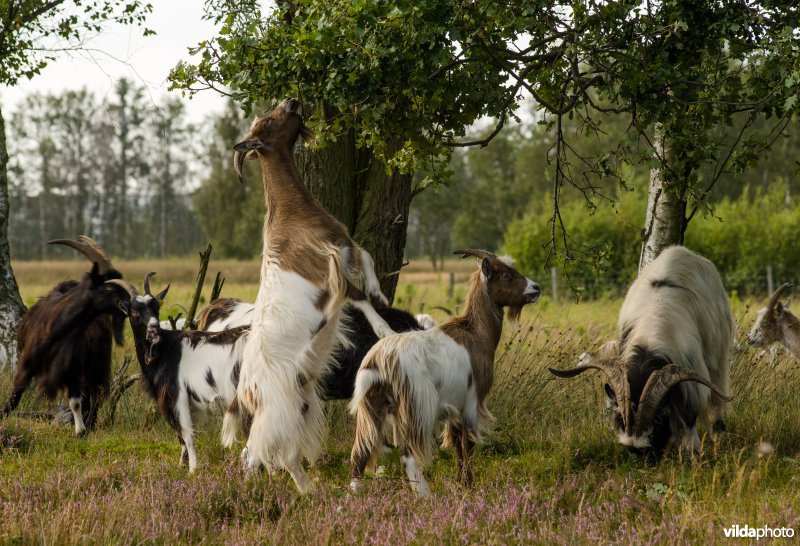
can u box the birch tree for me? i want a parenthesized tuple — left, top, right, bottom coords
(0, 0, 151, 367)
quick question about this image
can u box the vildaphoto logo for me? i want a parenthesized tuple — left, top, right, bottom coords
(723, 524, 795, 540)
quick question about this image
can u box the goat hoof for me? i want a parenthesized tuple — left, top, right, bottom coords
(75, 428, 88, 438)
(712, 419, 727, 434)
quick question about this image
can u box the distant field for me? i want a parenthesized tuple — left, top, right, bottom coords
(2, 258, 798, 543)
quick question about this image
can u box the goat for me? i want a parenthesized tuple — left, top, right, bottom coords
(747, 283, 800, 358)
(232, 98, 394, 493)
(349, 249, 541, 496)
(550, 245, 735, 459)
(3, 236, 125, 436)
(186, 297, 430, 400)
(106, 274, 249, 472)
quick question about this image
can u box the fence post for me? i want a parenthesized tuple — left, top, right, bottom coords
(767, 265, 774, 296)
(550, 267, 558, 303)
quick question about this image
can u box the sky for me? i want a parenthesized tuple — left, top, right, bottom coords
(0, 2, 240, 124)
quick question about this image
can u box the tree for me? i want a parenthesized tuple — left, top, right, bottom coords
(0, 0, 152, 367)
(172, 0, 799, 282)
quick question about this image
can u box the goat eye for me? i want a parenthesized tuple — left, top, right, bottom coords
(502, 273, 511, 281)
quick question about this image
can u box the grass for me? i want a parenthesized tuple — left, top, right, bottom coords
(2, 258, 799, 544)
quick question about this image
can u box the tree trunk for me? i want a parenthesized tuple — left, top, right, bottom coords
(0, 106, 27, 368)
(297, 131, 411, 303)
(639, 126, 687, 272)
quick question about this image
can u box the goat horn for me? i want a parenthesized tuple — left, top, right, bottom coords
(452, 249, 497, 260)
(635, 364, 733, 437)
(233, 150, 245, 183)
(548, 362, 635, 436)
(143, 272, 157, 296)
(105, 279, 139, 300)
(48, 236, 113, 275)
(766, 283, 793, 312)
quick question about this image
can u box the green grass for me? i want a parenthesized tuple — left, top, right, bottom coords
(2, 259, 799, 543)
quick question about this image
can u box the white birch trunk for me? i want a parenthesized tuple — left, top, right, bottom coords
(639, 125, 686, 273)
(0, 106, 26, 369)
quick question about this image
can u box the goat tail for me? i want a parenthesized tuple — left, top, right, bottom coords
(321, 243, 348, 317)
(221, 396, 242, 448)
(349, 341, 438, 467)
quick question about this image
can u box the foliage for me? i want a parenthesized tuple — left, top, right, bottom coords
(171, 0, 800, 268)
(0, 1, 153, 87)
(504, 180, 800, 298)
(687, 181, 800, 294)
(504, 186, 645, 298)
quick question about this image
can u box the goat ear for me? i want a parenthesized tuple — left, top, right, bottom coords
(481, 257, 493, 280)
(89, 262, 103, 285)
(784, 299, 791, 310)
(154, 285, 170, 305)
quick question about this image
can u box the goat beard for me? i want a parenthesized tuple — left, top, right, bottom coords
(506, 305, 523, 327)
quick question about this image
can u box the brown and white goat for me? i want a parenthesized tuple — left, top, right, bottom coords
(747, 283, 800, 359)
(349, 250, 540, 495)
(550, 246, 734, 459)
(232, 99, 393, 493)
(3, 237, 125, 435)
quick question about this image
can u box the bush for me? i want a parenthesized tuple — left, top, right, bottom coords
(503, 180, 798, 298)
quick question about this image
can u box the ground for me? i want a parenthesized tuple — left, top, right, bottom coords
(0, 259, 798, 544)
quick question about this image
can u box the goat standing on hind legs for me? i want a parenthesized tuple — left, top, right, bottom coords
(232, 98, 394, 493)
(349, 249, 541, 496)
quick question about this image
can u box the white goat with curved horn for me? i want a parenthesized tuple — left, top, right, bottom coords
(550, 246, 735, 458)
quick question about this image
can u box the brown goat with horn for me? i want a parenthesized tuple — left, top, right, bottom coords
(349, 249, 540, 495)
(3, 236, 125, 435)
(550, 246, 734, 458)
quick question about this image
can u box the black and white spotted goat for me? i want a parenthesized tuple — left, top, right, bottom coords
(106, 274, 248, 471)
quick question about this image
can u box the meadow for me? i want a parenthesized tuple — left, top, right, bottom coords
(1, 258, 799, 544)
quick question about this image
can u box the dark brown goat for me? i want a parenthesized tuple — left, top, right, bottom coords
(2, 237, 125, 435)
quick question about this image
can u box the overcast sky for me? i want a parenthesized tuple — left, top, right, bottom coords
(0, 2, 243, 124)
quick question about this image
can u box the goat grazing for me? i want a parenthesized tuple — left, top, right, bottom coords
(232, 99, 394, 492)
(3, 236, 125, 436)
(349, 249, 540, 495)
(550, 245, 734, 458)
(106, 274, 248, 472)
(747, 283, 800, 358)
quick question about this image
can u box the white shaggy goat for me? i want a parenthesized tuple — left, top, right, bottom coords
(106, 274, 248, 472)
(232, 99, 393, 493)
(550, 245, 734, 458)
(747, 283, 800, 359)
(348, 249, 541, 496)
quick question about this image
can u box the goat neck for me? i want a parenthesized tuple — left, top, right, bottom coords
(440, 270, 504, 402)
(258, 146, 318, 222)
